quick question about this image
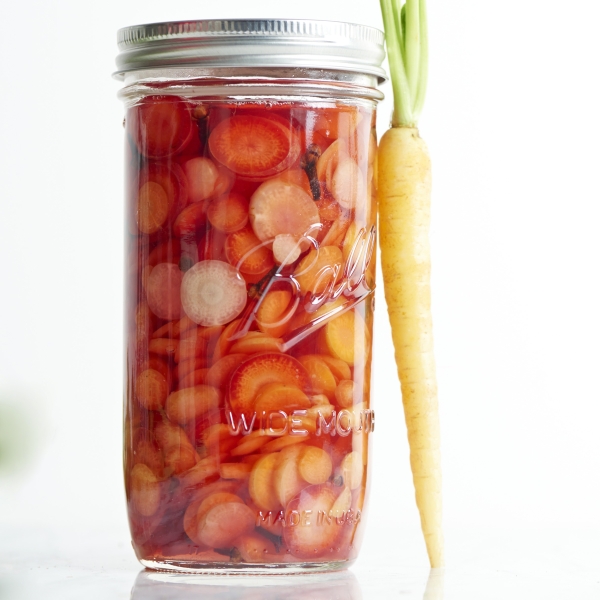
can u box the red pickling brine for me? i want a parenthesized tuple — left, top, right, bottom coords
(117, 18, 385, 574)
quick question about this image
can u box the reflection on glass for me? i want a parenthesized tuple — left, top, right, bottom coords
(422, 568, 444, 600)
(131, 568, 362, 600)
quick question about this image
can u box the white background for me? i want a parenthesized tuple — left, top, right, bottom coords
(1, 0, 599, 595)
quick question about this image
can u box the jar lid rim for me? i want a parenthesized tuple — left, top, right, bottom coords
(114, 19, 387, 82)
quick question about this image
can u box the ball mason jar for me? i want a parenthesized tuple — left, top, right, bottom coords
(115, 19, 385, 574)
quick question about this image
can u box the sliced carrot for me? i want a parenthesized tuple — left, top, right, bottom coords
(298, 446, 332, 485)
(274, 444, 306, 507)
(202, 423, 234, 447)
(235, 533, 278, 563)
(175, 338, 208, 364)
(205, 353, 247, 389)
(270, 168, 312, 197)
(175, 356, 208, 382)
(132, 439, 164, 478)
(228, 353, 310, 414)
(211, 318, 243, 363)
(134, 368, 169, 410)
(322, 309, 366, 366)
(225, 225, 274, 275)
(334, 379, 355, 408)
(230, 434, 270, 456)
(184, 157, 219, 202)
(183, 490, 242, 545)
(177, 455, 220, 490)
(148, 337, 178, 357)
(272, 234, 302, 266)
(154, 419, 199, 475)
(316, 138, 346, 186)
(338, 451, 363, 490)
(240, 454, 263, 466)
(152, 320, 177, 339)
(298, 355, 337, 398)
(219, 462, 253, 480)
(293, 245, 343, 296)
(209, 115, 295, 178)
(136, 181, 170, 234)
(331, 157, 367, 211)
(178, 368, 210, 389)
(207, 192, 249, 233)
(197, 501, 255, 548)
(140, 356, 170, 380)
(165, 385, 221, 425)
(312, 354, 352, 381)
(229, 332, 283, 354)
(146, 262, 183, 321)
(130, 463, 161, 517)
(212, 167, 235, 197)
(248, 452, 280, 511)
(255, 289, 293, 338)
(260, 435, 306, 454)
(129, 96, 193, 159)
(173, 201, 208, 238)
(181, 260, 247, 326)
(320, 210, 352, 247)
(249, 179, 320, 242)
(254, 382, 311, 413)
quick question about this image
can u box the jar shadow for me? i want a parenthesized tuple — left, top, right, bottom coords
(131, 568, 363, 599)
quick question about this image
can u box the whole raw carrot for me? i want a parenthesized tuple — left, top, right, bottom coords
(378, 0, 444, 567)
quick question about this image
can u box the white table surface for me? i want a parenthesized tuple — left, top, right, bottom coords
(1, 523, 598, 599)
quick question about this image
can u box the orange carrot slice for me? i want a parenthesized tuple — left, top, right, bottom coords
(231, 435, 270, 457)
(249, 452, 280, 511)
(255, 289, 294, 338)
(130, 463, 161, 517)
(298, 355, 337, 398)
(181, 260, 247, 326)
(148, 337, 178, 357)
(178, 368, 210, 390)
(260, 435, 306, 454)
(229, 332, 283, 354)
(197, 501, 255, 548)
(293, 245, 343, 296)
(322, 309, 366, 366)
(235, 533, 278, 563)
(225, 225, 274, 275)
(334, 379, 355, 408)
(207, 192, 249, 233)
(273, 444, 306, 507)
(165, 385, 221, 425)
(228, 353, 310, 414)
(136, 181, 170, 234)
(146, 262, 183, 321)
(298, 446, 332, 485)
(205, 353, 247, 389)
(254, 382, 311, 413)
(135, 369, 169, 410)
(219, 462, 252, 480)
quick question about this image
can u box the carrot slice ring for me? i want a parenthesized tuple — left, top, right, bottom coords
(209, 115, 293, 178)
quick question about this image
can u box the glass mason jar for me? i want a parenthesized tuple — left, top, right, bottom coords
(115, 19, 385, 574)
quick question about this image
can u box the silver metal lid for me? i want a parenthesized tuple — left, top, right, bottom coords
(114, 19, 386, 82)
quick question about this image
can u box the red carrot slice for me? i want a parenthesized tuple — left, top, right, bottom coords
(146, 262, 183, 320)
(209, 115, 295, 178)
(207, 192, 249, 233)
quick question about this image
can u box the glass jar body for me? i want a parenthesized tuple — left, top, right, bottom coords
(122, 70, 378, 573)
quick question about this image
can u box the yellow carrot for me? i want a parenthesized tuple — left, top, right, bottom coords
(378, 0, 444, 567)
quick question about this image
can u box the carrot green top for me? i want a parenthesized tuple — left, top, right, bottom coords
(379, 0, 429, 128)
